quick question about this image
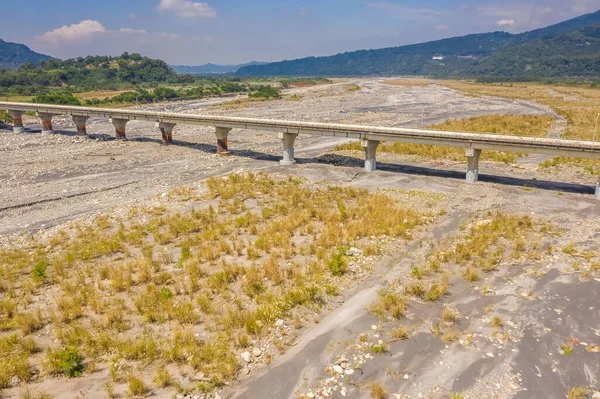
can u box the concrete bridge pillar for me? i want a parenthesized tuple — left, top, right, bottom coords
(466, 148, 482, 184)
(37, 112, 56, 135)
(72, 115, 89, 137)
(362, 139, 380, 172)
(8, 110, 24, 133)
(215, 127, 232, 156)
(279, 132, 298, 165)
(111, 118, 128, 141)
(157, 122, 176, 145)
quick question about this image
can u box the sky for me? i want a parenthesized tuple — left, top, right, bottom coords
(2, 0, 600, 65)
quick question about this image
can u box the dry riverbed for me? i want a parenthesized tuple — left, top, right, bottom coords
(1, 79, 599, 399)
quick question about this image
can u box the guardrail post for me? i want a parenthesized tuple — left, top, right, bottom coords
(466, 148, 482, 184)
(596, 178, 600, 200)
(279, 132, 298, 165)
(72, 115, 89, 137)
(157, 122, 176, 145)
(215, 127, 232, 156)
(8, 110, 24, 133)
(111, 118, 128, 141)
(362, 139, 380, 172)
(37, 112, 55, 135)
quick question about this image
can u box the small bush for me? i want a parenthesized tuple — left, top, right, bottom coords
(45, 346, 85, 377)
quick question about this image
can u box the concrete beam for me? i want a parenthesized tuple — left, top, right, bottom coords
(157, 122, 176, 145)
(215, 127, 232, 156)
(72, 115, 90, 137)
(362, 139, 380, 172)
(37, 112, 55, 135)
(466, 148, 482, 184)
(111, 118, 128, 141)
(8, 110, 24, 134)
(279, 132, 298, 165)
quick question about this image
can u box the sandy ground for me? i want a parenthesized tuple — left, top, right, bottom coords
(1, 79, 599, 399)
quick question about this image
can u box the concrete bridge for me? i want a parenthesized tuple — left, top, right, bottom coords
(3, 101, 600, 198)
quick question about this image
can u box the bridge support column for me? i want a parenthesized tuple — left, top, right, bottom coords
(8, 110, 24, 133)
(279, 132, 298, 165)
(72, 115, 89, 137)
(215, 127, 232, 156)
(158, 122, 176, 145)
(111, 118, 128, 141)
(37, 113, 55, 135)
(466, 148, 482, 184)
(362, 139, 380, 172)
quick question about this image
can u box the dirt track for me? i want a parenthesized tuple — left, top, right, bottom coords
(1, 79, 600, 399)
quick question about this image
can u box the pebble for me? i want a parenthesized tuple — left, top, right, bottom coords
(486, 353, 495, 358)
(241, 352, 252, 363)
(252, 348, 262, 357)
(333, 365, 344, 374)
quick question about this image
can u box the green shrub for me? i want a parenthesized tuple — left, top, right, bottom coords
(45, 346, 85, 377)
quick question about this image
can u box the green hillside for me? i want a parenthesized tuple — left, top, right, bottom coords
(236, 10, 600, 78)
(0, 52, 194, 96)
(0, 39, 53, 69)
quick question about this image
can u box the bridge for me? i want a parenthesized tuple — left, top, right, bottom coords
(2, 101, 600, 199)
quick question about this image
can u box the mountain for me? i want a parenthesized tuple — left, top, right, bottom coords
(236, 10, 600, 78)
(171, 61, 267, 75)
(0, 39, 54, 69)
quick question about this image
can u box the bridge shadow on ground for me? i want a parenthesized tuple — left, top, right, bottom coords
(135, 137, 597, 196)
(309, 154, 596, 196)
(9, 128, 593, 196)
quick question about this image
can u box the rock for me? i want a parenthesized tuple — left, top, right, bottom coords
(344, 369, 354, 375)
(371, 325, 377, 330)
(241, 352, 252, 363)
(240, 367, 250, 375)
(275, 319, 284, 327)
(176, 395, 185, 399)
(486, 353, 495, 358)
(333, 365, 344, 374)
(252, 348, 262, 357)
(10, 376, 21, 387)
(592, 392, 600, 399)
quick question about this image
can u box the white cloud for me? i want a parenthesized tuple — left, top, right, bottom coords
(157, 0, 216, 18)
(497, 18, 516, 26)
(119, 28, 148, 35)
(37, 20, 107, 44)
(435, 24, 449, 31)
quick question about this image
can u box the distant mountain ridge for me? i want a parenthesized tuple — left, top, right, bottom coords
(236, 10, 600, 78)
(171, 61, 267, 75)
(0, 39, 54, 69)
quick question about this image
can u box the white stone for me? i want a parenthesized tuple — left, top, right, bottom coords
(241, 352, 252, 363)
(333, 365, 344, 374)
(486, 352, 495, 358)
(252, 348, 262, 357)
(344, 369, 354, 375)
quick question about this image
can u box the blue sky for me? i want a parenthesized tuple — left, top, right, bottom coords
(3, 0, 599, 65)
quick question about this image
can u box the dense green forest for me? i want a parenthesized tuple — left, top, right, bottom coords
(237, 10, 600, 78)
(0, 52, 295, 106)
(0, 52, 195, 96)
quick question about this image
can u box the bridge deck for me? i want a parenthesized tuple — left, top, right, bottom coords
(2, 101, 600, 159)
